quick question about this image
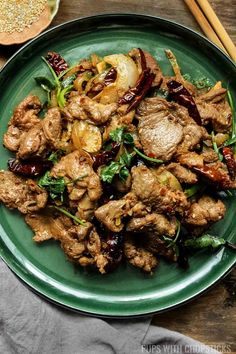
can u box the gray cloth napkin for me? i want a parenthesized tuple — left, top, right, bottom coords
(0, 259, 220, 354)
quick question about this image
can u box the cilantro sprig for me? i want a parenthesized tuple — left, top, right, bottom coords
(100, 127, 163, 183)
(54, 206, 87, 226)
(38, 171, 87, 201)
(100, 151, 135, 183)
(109, 127, 163, 163)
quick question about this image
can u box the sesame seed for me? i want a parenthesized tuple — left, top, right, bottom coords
(0, 0, 47, 33)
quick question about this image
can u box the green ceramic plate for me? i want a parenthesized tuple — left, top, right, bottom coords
(0, 14, 236, 317)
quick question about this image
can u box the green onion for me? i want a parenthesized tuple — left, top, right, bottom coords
(133, 147, 163, 164)
(54, 206, 87, 226)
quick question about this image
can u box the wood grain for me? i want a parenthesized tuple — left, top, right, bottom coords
(0, 0, 235, 350)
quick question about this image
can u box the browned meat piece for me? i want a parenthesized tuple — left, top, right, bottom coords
(42, 107, 62, 148)
(3, 95, 41, 152)
(196, 87, 232, 133)
(76, 193, 97, 221)
(144, 234, 177, 261)
(184, 195, 226, 226)
(51, 150, 102, 203)
(136, 96, 208, 161)
(124, 236, 158, 273)
(137, 98, 184, 161)
(166, 162, 198, 184)
(0, 171, 47, 214)
(131, 166, 189, 214)
(126, 213, 177, 237)
(17, 123, 47, 159)
(64, 94, 117, 124)
(95, 199, 128, 232)
(143, 50, 163, 87)
(176, 123, 208, 155)
(201, 148, 219, 163)
(25, 211, 110, 273)
(25, 210, 74, 242)
(177, 152, 204, 168)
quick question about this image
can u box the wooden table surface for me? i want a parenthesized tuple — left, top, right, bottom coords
(1, 0, 236, 351)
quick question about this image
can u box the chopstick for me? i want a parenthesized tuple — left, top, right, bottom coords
(184, 0, 236, 61)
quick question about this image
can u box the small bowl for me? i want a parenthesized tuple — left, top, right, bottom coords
(0, 0, 61, 46)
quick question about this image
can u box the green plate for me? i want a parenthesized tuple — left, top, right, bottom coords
(0, 14, 236, 317)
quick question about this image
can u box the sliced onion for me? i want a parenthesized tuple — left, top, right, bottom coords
(72, 120, 102, 153)
(103, 54, 139, 92)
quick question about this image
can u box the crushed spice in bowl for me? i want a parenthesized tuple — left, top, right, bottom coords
(0, 0, 60, 45)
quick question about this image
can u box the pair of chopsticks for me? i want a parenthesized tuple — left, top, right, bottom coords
(184, 0, 236, 62)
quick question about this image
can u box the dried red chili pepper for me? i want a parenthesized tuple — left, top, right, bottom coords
(118, 69, 155, 112)
(193, 165, 232, 189)
(222, 146, 236, 180)
(167, 80, 202, 125)
(8, 158, 52, 177)
(104, 68, 117, 86)
(129, 48, 147, 71)
(45, 51, 68, 76)
(138, 48, 147, 71)
(92, 142, 120, 171)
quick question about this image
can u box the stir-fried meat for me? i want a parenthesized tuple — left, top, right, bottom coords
(196, 87, 232, 133)
(137, 99, 184, 161)
(25, 211, 110, 273)
(51, 150, 102, 203)
(184, 195, 226, 226)
(143, 50, 163, 87)
(201, 148, 218, 163)
(126, 213, 177, 237)
(136, 97, 208, 160)
(0, 171, 47, 214)
(3, 95, 41, 152)
(144, 234, 177, 261)
(64, 94, 117, 124)
(176, 123, 207, 155)
(42, 107, 62, 148)
(1, 49, 233, 275)
(166, 162, 198, 184)
(177, 152, 204, 168)
(25, 210, 74, 242)
(124, 236, 158, 273)
(17, 123, 47, 159)
(131, 166, 189, 214)
(95, 199, 128, 232)
(76, 193, 97, 221)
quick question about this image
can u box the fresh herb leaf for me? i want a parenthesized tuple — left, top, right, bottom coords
(54, 206, 87, 226)
(119, 166, 130, 181)
(119, 151, 134, 166)
(100, 151, 135, 183)
(48, 150, 65, 164)
(211, 131, 223, 161)
(184, 234, 226, 249)
(57, 85, 74, 108)
(34, 77, 55, 91)
(100, 161, 120, 183)
(109, 127, 125, 143)
(38, 171, 66, 201)
(109, 127, 163, 164)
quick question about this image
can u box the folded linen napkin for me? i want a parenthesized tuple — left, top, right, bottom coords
(0, 259, 220, 354)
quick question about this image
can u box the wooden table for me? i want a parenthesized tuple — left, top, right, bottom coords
(1, 0, 236, 351)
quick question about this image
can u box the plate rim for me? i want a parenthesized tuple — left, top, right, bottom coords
(0, 13, 236, 318)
